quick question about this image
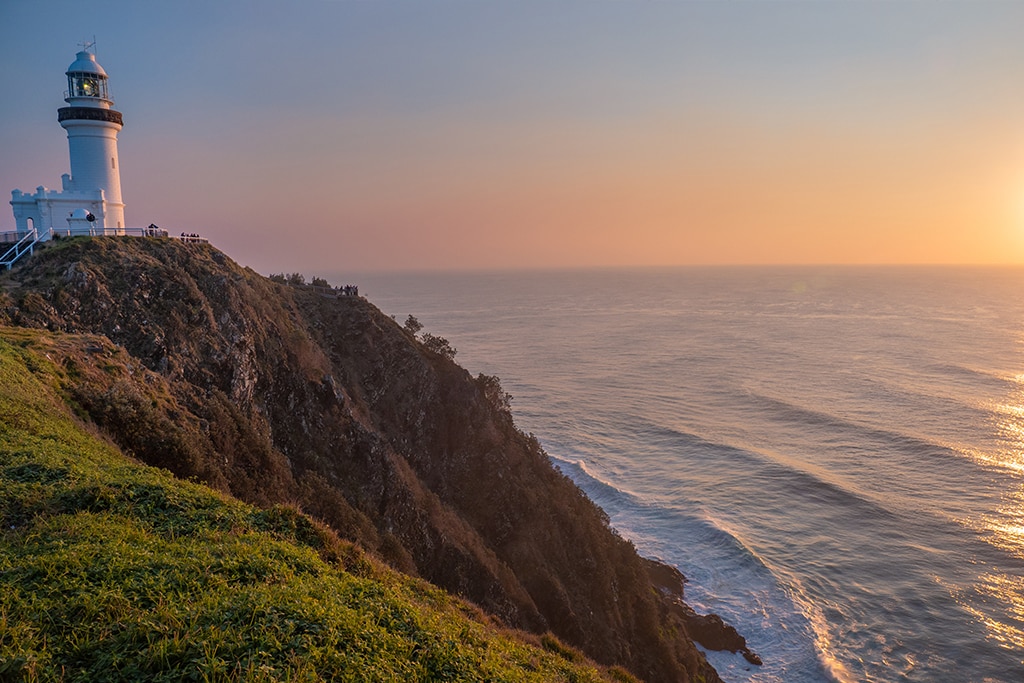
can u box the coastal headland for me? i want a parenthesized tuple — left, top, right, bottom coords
(0, 236, 755, 681)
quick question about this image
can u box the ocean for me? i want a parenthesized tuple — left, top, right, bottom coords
(340, 266, 1024, 683)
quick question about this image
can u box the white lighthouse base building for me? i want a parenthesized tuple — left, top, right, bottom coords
(10, 175, 124, 240)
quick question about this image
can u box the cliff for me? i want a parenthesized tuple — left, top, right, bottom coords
(0, 236, 745, 682)
(0, 327, 637, 681)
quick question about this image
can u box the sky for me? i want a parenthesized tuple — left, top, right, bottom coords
(4, 0, 1024, 274)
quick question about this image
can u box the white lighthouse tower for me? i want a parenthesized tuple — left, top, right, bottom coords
(10, 45, 126, 237)
(59, 47, 125, 229)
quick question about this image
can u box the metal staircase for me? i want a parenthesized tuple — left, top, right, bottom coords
(0, 229, 40, 270)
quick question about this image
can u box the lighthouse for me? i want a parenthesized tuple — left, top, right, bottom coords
(10, 45, 126, 237)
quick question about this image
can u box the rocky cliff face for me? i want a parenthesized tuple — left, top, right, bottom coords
(1, 237, 733, 683)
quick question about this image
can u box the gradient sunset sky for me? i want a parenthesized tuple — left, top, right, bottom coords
(4, 0, 1024, 274)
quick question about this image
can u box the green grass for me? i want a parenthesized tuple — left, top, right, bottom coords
(0, 327, 628, 682)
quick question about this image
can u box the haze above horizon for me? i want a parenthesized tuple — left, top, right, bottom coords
(3, 0, 1024, 274)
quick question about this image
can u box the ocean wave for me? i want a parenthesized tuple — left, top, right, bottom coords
(549, 450, 779, 587)
(548, 450, 834, 682)
(741, 389, 956, 458)
(547, 455, 645, 511)
(734, 389, 1002, 504)
(619, 418, 901, 523)
(926, 362, 1021, 390)
(951, 444, 1024, 477)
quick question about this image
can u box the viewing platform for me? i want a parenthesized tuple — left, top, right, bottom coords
(0, 226, 209, 242)
(1, 226, 209, 270)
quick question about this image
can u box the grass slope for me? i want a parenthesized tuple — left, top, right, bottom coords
(0, 327, 634, 683)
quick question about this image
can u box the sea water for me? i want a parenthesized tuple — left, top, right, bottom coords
(341, 266, 1024, 683)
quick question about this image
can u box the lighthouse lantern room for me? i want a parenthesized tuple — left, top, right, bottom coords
(66, 50, 112, 102)
(9, 44, 126, 239)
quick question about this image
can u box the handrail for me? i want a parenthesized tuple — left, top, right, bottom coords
(0, 228, 39, 270)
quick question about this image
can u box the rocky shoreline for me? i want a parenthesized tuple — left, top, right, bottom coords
(643, 559, 762, 666)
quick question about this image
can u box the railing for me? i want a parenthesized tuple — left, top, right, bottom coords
(48, 226, 172, 239)
(47, 226, 212, 242)
(1, 228, 40, 270)
(57, 106, 122, 125)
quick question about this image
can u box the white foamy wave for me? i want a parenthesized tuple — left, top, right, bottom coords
(551, 450, 833, 682)
(779, 574, 856, 683)
(693, 513, 838, 683)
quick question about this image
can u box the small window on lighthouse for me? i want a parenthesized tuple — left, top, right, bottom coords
(111, 157, 116, 169)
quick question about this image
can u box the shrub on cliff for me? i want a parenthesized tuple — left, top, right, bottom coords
(477, 373, 513, 414)
(421, 332, 457, 359)
(404, 313, 424, 335)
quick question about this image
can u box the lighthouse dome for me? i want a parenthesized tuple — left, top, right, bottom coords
(66, 51, 107, 77)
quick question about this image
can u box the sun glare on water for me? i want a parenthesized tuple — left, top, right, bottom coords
(964, 380, 1024, 652)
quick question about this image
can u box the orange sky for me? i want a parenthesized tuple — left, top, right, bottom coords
(4, 1, 1024, 273)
